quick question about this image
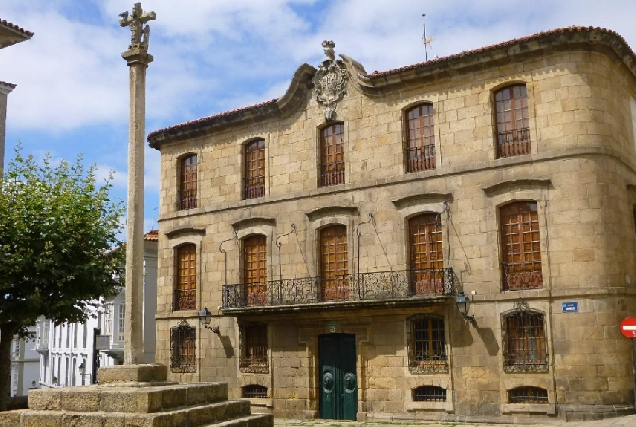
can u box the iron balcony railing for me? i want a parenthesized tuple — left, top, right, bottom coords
(174, 289, 196, 311)
(222, 268, 454, 309)
(502, 261, 543, 291)
(496, 127, 531, 158)
(405, 144, 436, 172)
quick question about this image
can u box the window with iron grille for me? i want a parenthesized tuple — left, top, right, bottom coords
(408, 314, 447, 374)
(412, 386, 446, 402)
(179, 154, 197, 210)
(508, 386, 548, 403)
(242, 384, 268, 398)
(170, 320, 196, 373)
(500, 201, 542, 290)
(240, 323, 268, 373)
(243, 235, 268, 307)
(495, 85, 530, 158)
(320, 123, 345, 186)
(175, 244, 196, 310)
(405, 104, 435, 172)
(503, 310, 548, 372)
(320, 225, 349, 301)
(244, 139, 265, 199)
(409, 214, 444, 295)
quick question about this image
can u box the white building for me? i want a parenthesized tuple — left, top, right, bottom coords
(34, 230, 158, 387)
(9, 326, 39, 397)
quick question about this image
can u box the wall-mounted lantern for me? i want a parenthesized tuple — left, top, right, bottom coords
(455, 291, 476, 325)
(199, 307, 220, 334)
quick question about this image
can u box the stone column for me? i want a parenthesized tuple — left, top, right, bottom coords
(119, 2, 156, 366)
(0, 82, 15, 173)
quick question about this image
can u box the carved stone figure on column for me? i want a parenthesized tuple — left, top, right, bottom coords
(119, 2, 156, 51)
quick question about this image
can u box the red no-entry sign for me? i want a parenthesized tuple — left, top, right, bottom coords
(620, 317, 636, 338)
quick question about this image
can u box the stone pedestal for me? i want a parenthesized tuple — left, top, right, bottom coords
(0, 365, 273, 427)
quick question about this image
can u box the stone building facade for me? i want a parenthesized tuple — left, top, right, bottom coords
(148, 27, 636, 421)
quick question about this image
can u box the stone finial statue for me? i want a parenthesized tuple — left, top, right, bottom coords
(119, 2, 156, 51)
(313, 40, 348, 121)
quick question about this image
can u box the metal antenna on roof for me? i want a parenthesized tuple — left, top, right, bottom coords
(422, 14, 434, 61)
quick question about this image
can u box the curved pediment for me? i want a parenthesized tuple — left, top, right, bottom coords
(306, 206, 359, 222)
(165, 226, 206, 239)
(482, 179, 552, 197)
(392, 193, 453, 210)
(231, 217, 277, 231)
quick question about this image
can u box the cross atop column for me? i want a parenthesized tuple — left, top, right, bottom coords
(119, 2, 156, 53)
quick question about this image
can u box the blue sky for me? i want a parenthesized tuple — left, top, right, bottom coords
(2, 0, 636, 234)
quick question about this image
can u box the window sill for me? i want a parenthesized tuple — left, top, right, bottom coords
(405, 401, 452, 413)
(501, 403, 555, 415)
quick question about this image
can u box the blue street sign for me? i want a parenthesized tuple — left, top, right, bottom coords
(562, 302, 579, 313)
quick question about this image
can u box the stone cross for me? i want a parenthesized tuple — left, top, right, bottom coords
(119, 2, 156, 51)
(120, 2, 155, 366)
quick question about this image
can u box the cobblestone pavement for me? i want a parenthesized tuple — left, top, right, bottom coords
(275, 415, 636, 427)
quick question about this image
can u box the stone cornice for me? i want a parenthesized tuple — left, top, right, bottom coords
(165, 226, 206, 239)
(231, 217, 277, 231)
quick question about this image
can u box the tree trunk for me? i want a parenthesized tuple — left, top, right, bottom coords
(0, 322, 17, 412)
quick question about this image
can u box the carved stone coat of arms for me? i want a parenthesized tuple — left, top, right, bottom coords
(313, 40, 348, 121)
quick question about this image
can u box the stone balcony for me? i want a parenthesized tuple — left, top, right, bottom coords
(221, 268, 455, 315)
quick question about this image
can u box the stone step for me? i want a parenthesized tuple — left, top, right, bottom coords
(3, 399, 253, 427)
(28, 382, 229, 413)
(203, 414, 274, 427)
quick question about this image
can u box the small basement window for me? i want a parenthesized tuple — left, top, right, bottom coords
(412, 386, 446, 402)
(242, 384, 268, 398)
(508, 386, 548, 404)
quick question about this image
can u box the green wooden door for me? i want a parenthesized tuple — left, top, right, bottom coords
(319, 334, 357, 420)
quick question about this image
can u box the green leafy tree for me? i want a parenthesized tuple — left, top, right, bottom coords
(0, 146, 124, 411)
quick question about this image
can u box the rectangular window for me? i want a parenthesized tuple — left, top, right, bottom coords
(413, 386, 446, 402)
(495, 85, 530, 158)
(118, 304, 125, 342)
(243, 235, 268, 306)
(320, 225, 349, 301)
(240, 323, 268, 373)
(408, 315, 447, 373)
(320, 124, 345, 186)
(504, 311, 547, 371)
(73, 324, 78, 348)
(104, 305, 112, 336)
(170, 321, 196, 373)
(501, 201, 542, 290)
(179, 154, 197, 210)
(244, 139, 265, 199)
(175, 244, 197, 310)
(409, 214, 444, 295)
(508, 386, 548, 404)
(406, 104, 435, 172)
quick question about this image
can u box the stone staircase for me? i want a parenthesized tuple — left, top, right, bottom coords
(0, 364, 273, 427)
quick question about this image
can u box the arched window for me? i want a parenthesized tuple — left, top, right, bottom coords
(170, 320, 196, 373)
(179, 154, 197, 210)
(320, 123, 345, 186)
(500, 201, 542, 290)
(405, 104, 435, 172)
(495, 84, 530, 158)
(242, 384, 268, 398)
(174, 244, 196, 310)
(409, 213, 444, 295)
(244, 139, 265, 199)
(412, 386, 446, 402)
(320, 225, 349, 301)
(407, 314, 447, 374)
(508, 386, 548, 403)
(243, 235, 267, 306)
(503, 309, 547, 371)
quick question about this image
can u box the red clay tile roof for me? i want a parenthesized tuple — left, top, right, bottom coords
(148, 26, 635, 147)
(147, 98, 278, 142)
(0, 19, 34, 38)
(0, 80, 16, 89)
(370, 26, 632, 77)
(144, 230, 159, 242)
